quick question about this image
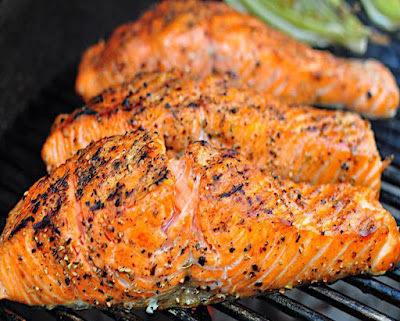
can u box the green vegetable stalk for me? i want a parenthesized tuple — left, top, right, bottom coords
(361, 0, 400, 31)
(224, 0, 371, 54)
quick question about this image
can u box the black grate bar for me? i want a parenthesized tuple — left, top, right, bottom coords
(376, 136, 400, 156)
(374, 127, 400, 151)
(102, 309, 143, 321)
(302, 284, 396, 321)
(380, 181, 400, 210)
(376, 144, 400, 168)
(345, 276, 400, 308)
(0, 308, 27, 321)
(164, 306, 212, 321)
(213, 301, 271, 321)
(380, 203, 400, 226)
(386, 269, 400, 282)
(381, 165, 400, 187)
(0, 303, 29, 321)
(50, 309, 88, 321)
(258, 293, 334, 321)
(372, 120, 400, 136)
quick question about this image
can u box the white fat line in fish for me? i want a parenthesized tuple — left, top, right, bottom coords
(291, 238, 334, 283)
(350, 157, 371, 182)
(22, 230, 61, 305)
(310, 150, 339, 185)
(3, 244, 33, 305)
(313, 239, 355, 281)
(276, 135, 302, 179)
(369, 178, 380, 192)
(198, 105, 209, 142)
(351, 234, 376, 264)
(372, 230, 397, 269)
(330, 159, 343, 185)
(77, 121, 95, 148)
(370, 89, 388, 114)
(293, 149, 318, 183)
(386, 98, 397, 117)
(217, 256, 248, 293)
(314, 82, 336, 99)
(363, 159, 382, 186)
(267, 238, 312, 288)
(231, 227, 278, 293)
(191, 210, 221, 267)
(221, 255, 245, 281)
(273, 78, 289, 97)
(291, 111, 310, 125)
(194, 243, 247, 275)
(116, 275, 131, 290)
(161, 162, 197, 237)
(352, 91, 368, 112)
(260, 69, 282, 91)
(254, 233, 294, 290)
(10, 238, 43, 305)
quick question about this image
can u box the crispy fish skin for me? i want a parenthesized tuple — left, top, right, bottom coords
(1, 131, 399, 310)
(44, 71, 385, 192)
(75, 0, 399, 118)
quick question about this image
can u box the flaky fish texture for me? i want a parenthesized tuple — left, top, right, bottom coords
(45, 71, 386, 192)
(76, 0, 399, 118)
(1, 130, 400, 311)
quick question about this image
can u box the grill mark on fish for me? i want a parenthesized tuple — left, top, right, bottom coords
(220, 184, 244, 198)
(73, 107, 99, 120)
(9, 216, 35, 240)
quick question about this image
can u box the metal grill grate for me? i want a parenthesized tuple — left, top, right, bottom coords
(0, 50, 400, 321)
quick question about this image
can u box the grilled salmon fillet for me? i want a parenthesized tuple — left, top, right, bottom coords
(1, 130, 399, 310)
(76, 0, 399, 118)
(44, 71, 386, 192)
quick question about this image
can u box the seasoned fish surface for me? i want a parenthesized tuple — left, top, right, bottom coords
(76, 0, 399, 118)
(44, 71, 385, 192)
(1, 131, 399, 310)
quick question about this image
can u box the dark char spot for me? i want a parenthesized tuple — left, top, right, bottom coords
(198, 256, 206, 266)
(9, 216, 35, 239)
(220, 184, 244, 198)
(73, 107, 98, 120)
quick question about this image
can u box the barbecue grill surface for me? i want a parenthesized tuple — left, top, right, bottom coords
(0, 1, 399, 320)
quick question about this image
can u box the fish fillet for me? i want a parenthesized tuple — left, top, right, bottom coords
(1, 130, 399, 310)
(75, 0, 399, 118)
(44, 71, 386, 192)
